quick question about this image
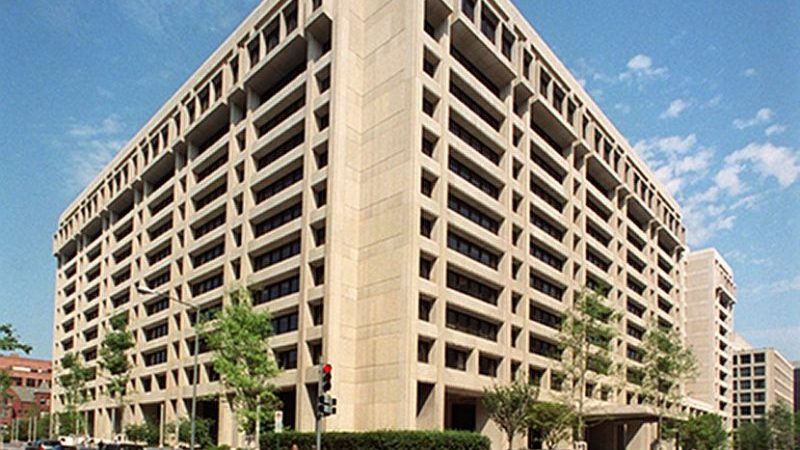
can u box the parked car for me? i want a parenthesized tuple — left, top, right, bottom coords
(97, 443, 144, 450)
(26, 440, 75, 450)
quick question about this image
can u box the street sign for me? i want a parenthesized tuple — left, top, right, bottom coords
(274, 410, 283, 433)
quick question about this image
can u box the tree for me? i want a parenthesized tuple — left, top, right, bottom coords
(677, 414, 728, 450)
(767, 402, 794, 450)
(99, 313, 135, 435)
(166, 418, 213, 449)
(206, 286, 281, 448)
(559, 287, 621, 443)
(640, 323, 698, 447)
(735, 420, 771, 450)
(527, 402, 574, 450)
(57, 353, 93, 436)
(0, 324, 31, 450)
(482, 378, 539, 450)
(125, 422, 159, 446)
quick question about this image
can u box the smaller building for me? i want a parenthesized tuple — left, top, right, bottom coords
(0, 383, 51, 427)
(0, 354, 52, 427)
(732, 346, 794, 428)
(793, 361, 799, 413)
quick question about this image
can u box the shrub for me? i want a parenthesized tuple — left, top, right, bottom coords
(260, 430, 490, 450)
(124, 422, 159, 446)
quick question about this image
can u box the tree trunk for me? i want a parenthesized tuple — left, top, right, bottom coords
(111, 407, 117, 440)
(508, 433, 513, 450)
(254, 397, 261, 450)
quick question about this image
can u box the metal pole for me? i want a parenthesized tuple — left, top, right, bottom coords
(315, 366, 321, 450)
(190, 307, 199, 450)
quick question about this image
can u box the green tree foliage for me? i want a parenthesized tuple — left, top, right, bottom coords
(206, 286, 281, 446)
(99, 313, 134, 433)
(124, 422, 159, 446)
(559, 287, 621, 443)
(166, 418, 214, 449)
(259, 430, 490, 450)
(735, 420, 771, 450)
(677, 414, 728, 450)
(640, 323, 698, 444)
(57, 353, 93, 435)
(481, 378, 538, 450)
(767, 402, 795, 450)
(0, 324, 32, 353)
(526, 402, 574, 450)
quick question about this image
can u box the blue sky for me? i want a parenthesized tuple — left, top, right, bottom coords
(0, 1, 798, 361)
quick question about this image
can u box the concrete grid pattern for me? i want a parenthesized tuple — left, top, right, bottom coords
(51, 1, 701, 449)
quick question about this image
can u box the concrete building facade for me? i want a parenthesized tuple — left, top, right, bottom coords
(51, 0, 691, 449)
(684, 249, 736, 430)
(732, 347, 794, 428)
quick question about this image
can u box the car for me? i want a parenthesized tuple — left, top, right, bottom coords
(97, 443, 145, 450)
(25, 440, 69, 450)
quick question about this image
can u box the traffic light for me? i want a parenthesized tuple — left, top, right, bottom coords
(317, 393, 337, 417)
(321, 363, 332, 392)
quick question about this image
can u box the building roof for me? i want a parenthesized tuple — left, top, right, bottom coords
(9, 383, 50, 403)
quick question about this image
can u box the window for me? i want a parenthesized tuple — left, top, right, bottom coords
(445, 346, 468, 371)
(146, 297, 169, 316)
(480, 8, 498, 42)
(256, 168, 304, 205)
(449, 119, 500, 165)
(191, 273, 223, 296)
(419, 255, 433, 280)
(254, 203, 302, 237)
(275, 347, 298, 369)
(529, 336, 560, 360)
(448, 194, 500, 234)
(253, 276, 300, 305)
(530, 305, 562, 330)
(144, 348, 168, 367)
(461, 0, 476, 20)
(311, 303, 324, 325)
(753, 353, 764, 363)
(530, 243, 564, 270)
(529, 272, 564, 300)
(479, 355, 499, 377)
(255, 132, 304, 171)
(272, 312, 299, 335)
(193, 212, 226, 239)
(144, 323, 168, 341)
(418, 339, 432, 363)
(253, 240, 301, 271)
(194, 183, 227, 211)
(530, 211, 564, 241)
(446, 307, 498, 341)
(448, 156, 500, 198)
(192, 243, 225, 268)
(419, 296, 433, 322)
(446, 269, 499, 305)
(447, 231, 500, 269)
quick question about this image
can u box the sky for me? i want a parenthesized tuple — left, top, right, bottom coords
(0, 1, 798, 361)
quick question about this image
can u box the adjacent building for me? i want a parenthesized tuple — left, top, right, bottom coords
(51, 0, 692, 449)
(794, 361, 800, 413)
(684, 249, 736, 429)
(0, 355, 52, 428)
(732, 346, 794, 428)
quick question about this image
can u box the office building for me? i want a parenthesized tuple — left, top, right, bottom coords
(732, 347, 794, 428)
(51, 0, 690, 448)
(793, 361, 799, 413)
(684, 249, 736, 429)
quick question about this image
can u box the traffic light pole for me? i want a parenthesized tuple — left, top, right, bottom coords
(315, 365, 322, 450)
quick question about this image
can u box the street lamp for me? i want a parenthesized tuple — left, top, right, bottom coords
(136, 283, 200, 450)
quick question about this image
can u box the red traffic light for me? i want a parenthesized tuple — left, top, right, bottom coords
(323, 363, 332, 374)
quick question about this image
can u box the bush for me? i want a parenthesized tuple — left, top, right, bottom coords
(125, 422, 159, 446)
(259, 430, 490, 450)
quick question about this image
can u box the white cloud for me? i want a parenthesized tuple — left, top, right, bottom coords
(765, 124, 787, 136)
(743, 68, 757, 77)
(633, 134, 710, 196)
(732, 108, 773, 130)
(725, 142, 800, 188)
(705, 95, 722, 108)
(714, 164, 744, 195)
(619, 54, 668, 81)
(68, 114, 122, 137)
(659, 99, 689, 119)
(65, 139, 127, 192)
(614, 103, 631, 114)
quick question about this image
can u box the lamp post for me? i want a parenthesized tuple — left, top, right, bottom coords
(137, 284, 200, 450)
